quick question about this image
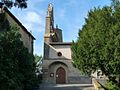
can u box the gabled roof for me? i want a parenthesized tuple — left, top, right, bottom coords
(2, 7, 35, 40)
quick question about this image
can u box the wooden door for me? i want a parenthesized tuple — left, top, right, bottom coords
(56, 67, 66, 84)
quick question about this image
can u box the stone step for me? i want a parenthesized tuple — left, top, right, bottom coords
(39, 83, 95, 90)
(68, 76, 92, 84)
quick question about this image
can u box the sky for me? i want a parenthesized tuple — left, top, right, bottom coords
(10, 0, 112, 56)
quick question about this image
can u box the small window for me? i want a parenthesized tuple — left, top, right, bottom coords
(57, 52, 62, 57)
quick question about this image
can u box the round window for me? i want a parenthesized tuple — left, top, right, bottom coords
(57, 52, 62, 57)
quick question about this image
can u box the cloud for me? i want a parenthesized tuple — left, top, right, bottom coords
(15, 11, 44, 33)
(59, 9, 65, 17)
(22, 11, 45, 33)
(24, 11, 42, 24)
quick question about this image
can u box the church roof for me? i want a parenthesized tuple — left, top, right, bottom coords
(50, 42, 72, 45)
(2, 7, 35, 40)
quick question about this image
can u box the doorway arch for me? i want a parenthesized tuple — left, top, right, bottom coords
(56, 67, 66, 84)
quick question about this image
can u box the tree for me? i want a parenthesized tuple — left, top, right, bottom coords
(0, 0, 27, 8)
(34, 54, 42, 74)
(0, 13, 9, 31)
(72, 0, 120, 89)
(34, 54, 43, 83)
(0, 14, 36, 90)
(34, 54, 42, 63)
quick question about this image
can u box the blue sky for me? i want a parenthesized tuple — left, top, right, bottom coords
(10, 0, 111, 56)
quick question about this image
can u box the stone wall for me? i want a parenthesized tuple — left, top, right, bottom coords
(49, 44, 72, 59)
(5, 12, 33, 53)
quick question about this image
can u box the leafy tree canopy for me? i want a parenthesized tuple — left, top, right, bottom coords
(0, 0, 28, 8)
(72, 0, 120, 89)
(34, 54, 42, 64)
(0, 13, 37, 90)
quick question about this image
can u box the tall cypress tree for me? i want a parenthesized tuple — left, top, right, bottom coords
(72, 0, 120, 89)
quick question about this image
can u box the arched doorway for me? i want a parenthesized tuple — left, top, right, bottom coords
(56, 67, 66, 84)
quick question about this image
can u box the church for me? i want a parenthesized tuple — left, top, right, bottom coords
(42, 4, 92, 84)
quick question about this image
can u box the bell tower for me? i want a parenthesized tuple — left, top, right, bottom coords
(44, 3, 54, 43)
(44, 4, 54, 59)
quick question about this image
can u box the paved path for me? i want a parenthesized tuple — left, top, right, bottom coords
(38, 84, 95, 90)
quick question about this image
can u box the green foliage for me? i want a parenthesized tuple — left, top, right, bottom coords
(34, 54, 43, 83)
(72, 0, 120, 89)
(0, 13, 9, 31)
(0, 20, 37, 90)
(107, 80, 119, 90)
(34, 54, 42, 63)
(0, 0, 28, 9)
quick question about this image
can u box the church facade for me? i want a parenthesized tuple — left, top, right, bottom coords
(42, 4, 92, 84)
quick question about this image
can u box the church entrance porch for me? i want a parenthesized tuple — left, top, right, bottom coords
(46, 61, 68, 84)
(42, 60, 92, 84)
(56, 67, 66, 84)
